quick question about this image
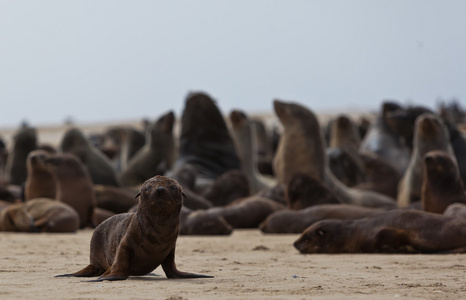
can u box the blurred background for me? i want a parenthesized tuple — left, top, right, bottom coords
(1, 0, 465, 127)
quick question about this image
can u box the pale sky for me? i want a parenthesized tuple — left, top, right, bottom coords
(1, 1, 465, 127)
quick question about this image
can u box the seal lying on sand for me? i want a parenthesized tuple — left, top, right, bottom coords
(294, 209, 466, 254)
(55, 175, 213, 281)
(0, 198, 79, 233)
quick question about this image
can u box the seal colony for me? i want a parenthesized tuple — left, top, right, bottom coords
(56, 175, 213, 281)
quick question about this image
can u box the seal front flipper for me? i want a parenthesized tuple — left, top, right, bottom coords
(55, 264, 103, 278)
(162, 249, 214, 279)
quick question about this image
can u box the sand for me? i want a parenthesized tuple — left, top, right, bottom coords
(1, 229, 465, 300)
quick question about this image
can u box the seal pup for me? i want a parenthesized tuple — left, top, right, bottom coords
(353, 153, 401, 199)
(201, 196, 285, 228)
(397, 113, 455, 207)
(43, 153, 95, 228)
(179, 206, 233, 235)
(273, 100, 396, 209)
(229, 110, 275, 193)
(174, 92, 241, 184)
(93, 185, 138, 214)
(120, 111, 176, 187)
(421, 150, 466, 214)
(286, 173, 340, 209)
(0, 198, 79, 233)
(294, 210, 466, 254)
(202, 169, 250, 207)
(359, 101, 410, 174)
(260, 204, 386, 234)
(327, 147, 366, 187)
(55, 175, 213, 281)
(60, 128, 120, 187)
(24, 150, 56, 201)
(4, 126, 37, 185)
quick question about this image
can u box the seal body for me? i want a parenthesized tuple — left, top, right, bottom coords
(60, 128, 120, 187)
(397, 114, 455, 207)
(4, 126, 37, 185)
(24, 150, 56, 201)
(0, 198, 79, 233)
(119, 111, 176, 187)
(174, 92, 241, 180)
(56, 176, 213, 281)
(294, 210, 466, 254)
(43, 153, 96, 228)
(421, 150, 466, 214)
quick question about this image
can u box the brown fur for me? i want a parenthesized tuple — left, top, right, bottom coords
(43, 153, 95, 228)
(60, 128, 120, 187)
(294, 210, 466, 253)
(202, 196, 285, 228)
(0, 198, 79, 232)
(94, 185, 138, 214)
(421, 151, 466, 214)
(4, 126, 37, 185)
(179, 206, 232, 235)
(55, 176, 213, 281)
(24, 150, 56, 201)
(260, 204, 386, 234)
(202, 169, 250, 207)
(397, 114, 454, 207)
(120, 112, 176, 187)
(329, 115, 361, 152)
(287, 173, 340, 209)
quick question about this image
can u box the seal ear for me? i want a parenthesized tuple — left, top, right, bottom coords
(182, 192, 187, 199)
(135, 191, 141, 199)
(317, 230, 324, 236)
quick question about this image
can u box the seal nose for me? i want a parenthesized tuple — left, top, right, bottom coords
(156, 186, 165, 194)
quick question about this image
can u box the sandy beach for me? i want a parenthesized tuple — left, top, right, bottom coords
(1, 229, 465, 299)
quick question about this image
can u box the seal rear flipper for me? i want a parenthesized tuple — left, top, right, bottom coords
(373, 227, 415, 253)
(162, 249, 214, 279)
(55, 264, 103, 278)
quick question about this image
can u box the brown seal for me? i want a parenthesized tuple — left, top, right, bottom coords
(421, 150, 466, 214)
(286, 173, 340, 209)
(55, 175, 213, 281)
(273, 99, 397, 209)
(60, 127, 120, 187)
(174, 92, 241, 182)
(93, 185, 138, 214)
(164, 163, 213, 210)
(24, 150, 56, 201)
(327, 147, 366, 187)
(202, 196, 285, 228)
(397, 113, 454, 207)
(353, 152, 402, 199)
(359, 101, 410, 174)
(260, 204, 386, 234)
(179, 206, 232, 235)
(119, 111, 176, 187)
(443, 203, 466, 219)
(0, 198, 79, 232)
(4, 126, 37, 185)
(294, 209, 466, 253)
(43, 153, 95, 228)
(229, 110, 275, 193)
(202, 169, 251, 207)
(328, 115, 362, 152)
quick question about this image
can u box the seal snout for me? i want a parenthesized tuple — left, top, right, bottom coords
(156, 186, 166, 194)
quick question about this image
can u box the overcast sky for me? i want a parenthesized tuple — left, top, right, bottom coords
(1, 1, 465, 127)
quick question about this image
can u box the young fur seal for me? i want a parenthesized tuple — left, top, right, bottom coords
(55, 175, 213, 281)
(421, 150, 466, 214)
(294, 210, 466, 254)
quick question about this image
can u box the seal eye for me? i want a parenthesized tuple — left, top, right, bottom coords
(169, 185, 177, 191)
